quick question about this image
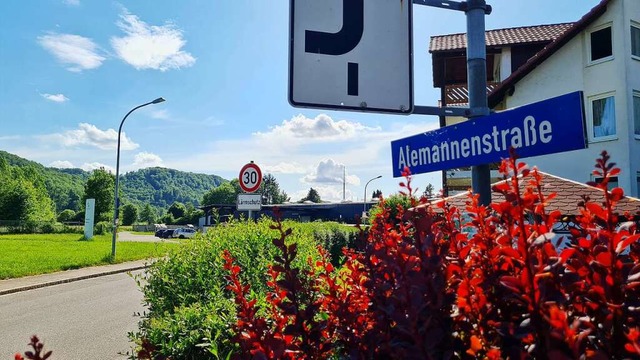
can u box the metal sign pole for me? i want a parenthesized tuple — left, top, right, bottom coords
(466, 0, 492, 205)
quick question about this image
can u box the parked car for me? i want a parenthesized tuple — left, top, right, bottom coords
(160, 229, 176, 239)
(173, 227, 197, 239)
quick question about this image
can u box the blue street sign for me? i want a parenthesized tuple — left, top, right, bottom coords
(391, 91, 586, 177)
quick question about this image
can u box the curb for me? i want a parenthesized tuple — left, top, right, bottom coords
(0, 264, 149, 296)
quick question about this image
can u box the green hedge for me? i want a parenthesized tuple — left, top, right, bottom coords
(130, 218, 358, 359)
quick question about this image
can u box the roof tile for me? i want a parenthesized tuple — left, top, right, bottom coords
(429, 23, 574, 53)
(428, 171, 640, 217)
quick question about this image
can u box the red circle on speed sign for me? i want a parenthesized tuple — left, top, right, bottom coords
(238, 162, 262, 193)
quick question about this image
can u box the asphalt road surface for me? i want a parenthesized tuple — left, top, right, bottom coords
(0, 270, 145, 359)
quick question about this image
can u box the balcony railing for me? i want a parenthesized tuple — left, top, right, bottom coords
(445, 82, 500, 106)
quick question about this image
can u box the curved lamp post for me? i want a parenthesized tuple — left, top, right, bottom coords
(111, 97, 165, 258)
(363, 175, 382, 215)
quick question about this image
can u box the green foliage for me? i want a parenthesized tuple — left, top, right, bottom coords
(0, 151, 226, 218)
(57, 209, 76, 223)
(423, 183, 435, 198)
(368, 193, 412, 221)
(202, 182, 238, 205)
(122, 204, 138, 226)
(139, 204, 156, 225)
(260, 173, 290, 204)
(299, 187, 322, 203)
(132, 219, 357, 358)
(84, 168, 115, 222)
(168, 202, 186, 219)
(120, 167, 225, 210)
(0, 157, 56, 223)
(94, 221, 112, 235)
(0, 151, 86, 213)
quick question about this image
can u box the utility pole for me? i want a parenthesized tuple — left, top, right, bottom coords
(343, 165, 346, 201)
(466, 0, 492, 205)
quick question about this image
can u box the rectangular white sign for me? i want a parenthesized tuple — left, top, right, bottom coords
(237, 194, 262, 211)
(289, 0, 413, 114)
(84, 198, 95, 239)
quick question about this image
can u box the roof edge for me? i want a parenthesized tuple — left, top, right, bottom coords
(487, 0, 611, 108)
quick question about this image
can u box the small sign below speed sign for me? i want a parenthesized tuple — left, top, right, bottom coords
(238, 162, 262, 193)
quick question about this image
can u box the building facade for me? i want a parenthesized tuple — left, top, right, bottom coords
(431, 0, 640, 197)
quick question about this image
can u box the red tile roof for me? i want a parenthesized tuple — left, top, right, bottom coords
(429, 23, 574, 53)
(428, 171, 640, 217)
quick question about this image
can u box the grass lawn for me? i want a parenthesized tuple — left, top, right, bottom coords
(0, 233, 178, 279)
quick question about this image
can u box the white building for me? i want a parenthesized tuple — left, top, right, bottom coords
(430, 0, 640, 197)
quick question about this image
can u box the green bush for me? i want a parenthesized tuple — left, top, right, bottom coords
(368, 193, 413, 223)
(131, 218, 358, 359)
(94, 221, 111, 235)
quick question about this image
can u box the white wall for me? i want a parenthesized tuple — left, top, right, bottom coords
(501, 0, 639, 197)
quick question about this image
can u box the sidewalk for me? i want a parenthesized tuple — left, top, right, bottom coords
(0, 260, 151, 296)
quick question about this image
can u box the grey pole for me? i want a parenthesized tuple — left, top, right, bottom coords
(466, 0, 492, 205)
(363, 175, 382, 215)
(111, 97, 165, 259)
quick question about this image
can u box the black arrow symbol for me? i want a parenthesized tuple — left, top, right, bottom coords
(304, 0, 364, 56)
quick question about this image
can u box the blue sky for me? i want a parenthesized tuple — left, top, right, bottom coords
(0, 0, 601, 202)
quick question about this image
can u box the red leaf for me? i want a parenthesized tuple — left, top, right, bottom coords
(611, 187, 624, 201)
(596, 252, 612, 267)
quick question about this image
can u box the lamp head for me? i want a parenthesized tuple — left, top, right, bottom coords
(152, 97, 166, 104)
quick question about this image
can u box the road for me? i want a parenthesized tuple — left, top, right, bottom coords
(0, 270, 145, 359)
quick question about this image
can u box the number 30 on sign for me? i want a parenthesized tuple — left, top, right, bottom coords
(238, 162, 262, 193)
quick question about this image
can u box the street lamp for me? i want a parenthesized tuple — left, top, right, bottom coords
(363, 175, 382, 216)
(111, 97, 165, 258)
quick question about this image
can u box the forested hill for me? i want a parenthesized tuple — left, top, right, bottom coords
(0, 150, 226, 213)
(120, 167, 225, 209)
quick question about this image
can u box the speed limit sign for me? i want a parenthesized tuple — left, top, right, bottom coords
(238, 162, 262, 193)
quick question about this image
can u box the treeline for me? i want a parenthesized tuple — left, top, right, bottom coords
(0, 151, 227, 225)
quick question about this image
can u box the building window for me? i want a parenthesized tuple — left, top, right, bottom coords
(632, 24, 640, 58)
(634, 91, 640, 137)
(637, 172, 640, 197)
(590, 26, 613, 62)
(590, 94, 616, 140)
(595, 176, 619, 191)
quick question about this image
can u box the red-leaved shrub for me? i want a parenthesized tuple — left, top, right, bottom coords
(224, 151, 639, 359)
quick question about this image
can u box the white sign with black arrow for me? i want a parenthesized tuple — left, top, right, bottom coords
(289, 0, 413, 114)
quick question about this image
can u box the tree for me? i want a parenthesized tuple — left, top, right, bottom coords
(202, 182, 239, 205)
(371, 189, 383, 199)
(423, 183, 435, 199)
(299, 188, 322, 203)
(83, 168, 115, 222)
(261, 173, 290, 204)
(140, 204, 156, 225)
(121, 204, 138, 226)
(0, 162, 56, 222)
(57, 209, 76, 223)
(168, 202, 187, 219)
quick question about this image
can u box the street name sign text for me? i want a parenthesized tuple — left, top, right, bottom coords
(391, 91, 587, 177)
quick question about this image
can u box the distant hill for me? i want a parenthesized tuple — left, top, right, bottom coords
(0, 150, 226, 213)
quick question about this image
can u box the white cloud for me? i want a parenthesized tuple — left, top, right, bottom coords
(39, 123, 139, 151)
(292, 185, 356, 203)
(132, 152, 164, 169)
(81, 162, 114, 173)
(255, 114, 380, 142)
(302, 159, 360, 186)
(63, 0, 80, 6)
(111, 9, 196, 71)
(41, 93, 69, 103)
(49, 160, 75, 168)
(38, 33, 105, 72)
(263, 162, 307, 174)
